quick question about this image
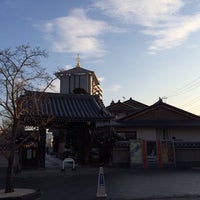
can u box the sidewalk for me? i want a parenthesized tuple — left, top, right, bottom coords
(45, 153, 63, 168)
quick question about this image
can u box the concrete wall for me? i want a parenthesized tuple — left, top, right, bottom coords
(112, 147, 129, 167)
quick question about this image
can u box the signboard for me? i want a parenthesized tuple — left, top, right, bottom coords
(130, 140, 175, 168)
(130, 140, 142, 165)
(161, 141, 175, 164)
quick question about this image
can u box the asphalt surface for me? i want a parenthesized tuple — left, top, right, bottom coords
(1, 155, 200, 200)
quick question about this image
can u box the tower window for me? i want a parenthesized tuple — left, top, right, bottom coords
(73, 88, 88, 95)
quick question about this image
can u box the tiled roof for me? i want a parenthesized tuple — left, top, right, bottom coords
(20, 91, 111, 124)
(106, 98, 148, 113)
(116, 100, 200, 127)
(54, 66, 99, 84)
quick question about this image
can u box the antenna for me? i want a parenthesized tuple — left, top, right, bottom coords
(161, 96, 167, 103)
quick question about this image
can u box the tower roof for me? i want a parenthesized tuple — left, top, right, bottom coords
(54, 55, 99, 85)
(55, 67, 99, 85)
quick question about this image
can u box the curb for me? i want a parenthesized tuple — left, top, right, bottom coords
(0, 189, 41, 200)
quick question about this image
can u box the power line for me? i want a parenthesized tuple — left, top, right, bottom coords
(168, 76, 200, 98)
(180, 95, 200, 108)
(165, 76, 200, 115)
(187, 104, 200, 114)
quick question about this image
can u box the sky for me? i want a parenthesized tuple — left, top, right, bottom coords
(1, 0, 200, 115)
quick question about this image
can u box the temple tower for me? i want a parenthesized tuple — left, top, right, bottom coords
(55, 55, 102, 99)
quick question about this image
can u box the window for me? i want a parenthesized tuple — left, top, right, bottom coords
(117, 131, 136, 140)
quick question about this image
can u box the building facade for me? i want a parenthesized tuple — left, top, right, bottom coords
(108, 98, 200, 168)
(13, 57, 200, 169)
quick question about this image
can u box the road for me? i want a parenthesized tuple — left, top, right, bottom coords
(1, 155, 200, 200)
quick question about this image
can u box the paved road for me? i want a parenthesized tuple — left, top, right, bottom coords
(1, 155, 200, 200)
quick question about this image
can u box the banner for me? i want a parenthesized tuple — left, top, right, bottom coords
(130, 140, 142, 165)
(161, 141, 175, 164)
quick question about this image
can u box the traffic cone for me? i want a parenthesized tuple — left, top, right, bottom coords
(96, 167, 107, 198)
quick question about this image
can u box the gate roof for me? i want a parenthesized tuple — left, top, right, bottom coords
(20, 91, 111, 126)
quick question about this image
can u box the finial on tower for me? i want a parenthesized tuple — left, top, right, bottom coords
(76, 54, 81, 68)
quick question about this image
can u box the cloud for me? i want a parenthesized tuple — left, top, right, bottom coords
(35, 1, 200, 55)
(93, 0, 183, 26)
(104, 84, 121, 92)
(36, 8, 122, 58)
(57, 64, 72, 72)
(98, 77, 104, 82)
(46, 79, 60, 93)
(94, 0, 200, 53)
(146, 14, 200, 52)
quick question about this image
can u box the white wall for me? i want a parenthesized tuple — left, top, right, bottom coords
(169, 127, 200, 141)
(136, 128, 156, 140)
(136, 127, 200, 142)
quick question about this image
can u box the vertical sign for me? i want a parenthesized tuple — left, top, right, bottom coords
(157, 140, 162, 168)
(161, 141, 175, 164)
(142, 140, 147, 169)
(130, 140, 142, 167)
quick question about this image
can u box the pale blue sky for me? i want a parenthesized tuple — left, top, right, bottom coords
(1, 0, 200, 114)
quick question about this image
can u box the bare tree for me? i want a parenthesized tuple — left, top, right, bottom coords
(0, 45, 54, 193)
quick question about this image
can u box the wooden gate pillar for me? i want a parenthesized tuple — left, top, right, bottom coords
(37, 127, 46, 168)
